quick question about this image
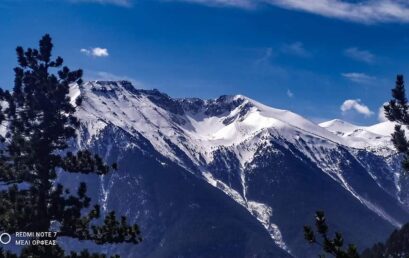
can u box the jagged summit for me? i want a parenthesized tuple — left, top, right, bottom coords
(79, 81, 253, 117)
(72, 81, 346, 156)
(70, 81, 399, 159)
(72, 81, 394, 154)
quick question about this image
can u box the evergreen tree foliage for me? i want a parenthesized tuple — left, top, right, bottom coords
(384, 75, 409, 171)
(303, 76, 409, 257)
(304, 211, 359, 258)
(358, 75, 409, 257)
(0, 35, 141, 257)
(361, 223, 409, 258)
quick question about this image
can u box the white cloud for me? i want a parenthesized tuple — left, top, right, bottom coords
(286, 89, 294, 98)
(342, 72, 375, 84)
(281, 42, 311, 58)
(344, 47, 375, 63)
(80, 47, 109, 57)
(378, 103, 388, 122)
(80, 49, 90, 55)
(175, 0, 409, 24)
(341, 99, 374, 117)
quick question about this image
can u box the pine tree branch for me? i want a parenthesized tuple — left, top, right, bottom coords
(57, 151, 114, 175)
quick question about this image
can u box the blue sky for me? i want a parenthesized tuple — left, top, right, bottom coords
(2, 0, 409, 124)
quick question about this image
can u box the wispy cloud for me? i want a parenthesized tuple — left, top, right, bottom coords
(281, 42, 311, 58)
(80, 47, 109, 57)
(378, 103, 388, 122)
(68, 0, 409, 24)
(255, 42, 310, 65)
(265, 0, 409, 24)
(70, 0, 131, 7)
(255, 47, 274, 65)
(73, 0, 252, 8)
(344, 47, 375, 64)
(342, 72, 375, 84)
(286, 89, 294, 98)
(173, 0, 255, 8)
(172, 0, 409, 24)
(341, 99, 374, 117)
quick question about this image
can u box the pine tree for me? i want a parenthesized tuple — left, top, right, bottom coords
(361, 223, 409, 257)
(358, 75, 409, 257)
(384, 75, 409, 171)
(305, 76, 409, 257)
(304, 211, 359, 258)
(0, 35, 141, 257)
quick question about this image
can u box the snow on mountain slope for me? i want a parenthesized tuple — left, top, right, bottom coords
(72, 81, 348, 166)
(367, 121, 397, 136)
(319, 119, 362, 135)
(320, 118, 397, 138)
(72, 81, 364, 194)
(320, 119, 396, 156)
(70, 81, 408, 255)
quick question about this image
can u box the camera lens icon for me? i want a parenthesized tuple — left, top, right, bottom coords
(0, 233, 11, 245)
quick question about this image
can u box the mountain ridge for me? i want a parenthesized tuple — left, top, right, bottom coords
(67, 80, 409, 257)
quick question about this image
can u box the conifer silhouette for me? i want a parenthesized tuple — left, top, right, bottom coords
(0, 34, 141, 258)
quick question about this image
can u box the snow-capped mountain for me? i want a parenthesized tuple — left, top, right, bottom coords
(64, 81, 409, 258)
(320, 118, 396, 156)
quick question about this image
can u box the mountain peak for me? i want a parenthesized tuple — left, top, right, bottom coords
(319, 119, 360, 134)
(82, 80, 138, 94)
(71, 81, 396, 159)
(67, 83, 406, 258)
(74, 80, 340, 139)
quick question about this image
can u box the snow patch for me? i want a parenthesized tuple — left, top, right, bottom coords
(247, 201, 290, 252)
